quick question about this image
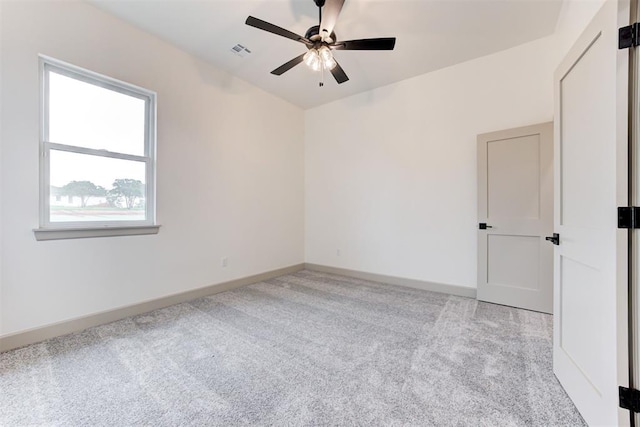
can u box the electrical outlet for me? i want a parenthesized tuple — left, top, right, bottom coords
(221, 257, 228, 267)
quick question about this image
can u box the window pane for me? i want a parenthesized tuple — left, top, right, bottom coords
(49, 150, 147, 223)
(48, 70, 146, 156)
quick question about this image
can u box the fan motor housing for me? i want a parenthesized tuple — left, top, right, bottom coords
(305, 25, 336, 44)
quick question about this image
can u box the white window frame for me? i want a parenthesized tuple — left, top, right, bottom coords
(35, 56, 159, 240)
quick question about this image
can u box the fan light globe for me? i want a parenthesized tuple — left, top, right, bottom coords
(324, 57, 337, 70)
(303, 49, 316, 66)
(304, 49, 322, 71)
(318, 46, 337, 70)
(318, 46, 332, 61)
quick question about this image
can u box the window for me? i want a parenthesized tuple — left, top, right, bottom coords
(36, 56, 158, 240)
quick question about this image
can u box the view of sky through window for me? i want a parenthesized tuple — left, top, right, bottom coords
(48, 71, 146, 155)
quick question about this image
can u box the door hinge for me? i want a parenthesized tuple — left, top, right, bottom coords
(620, 387, 640, 412)
(618, 207, 640, 229)
(619, 23, 640, 49)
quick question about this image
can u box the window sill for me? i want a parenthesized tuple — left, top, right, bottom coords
(33, 225, 160, 241)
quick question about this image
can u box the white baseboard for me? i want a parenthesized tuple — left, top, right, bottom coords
(0, 263, 305, 353)
(304, 263, 477, 299)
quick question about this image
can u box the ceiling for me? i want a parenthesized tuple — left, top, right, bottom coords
(90, 0, 563, 109)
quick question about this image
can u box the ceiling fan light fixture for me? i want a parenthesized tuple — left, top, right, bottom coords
(245, 0, 396, 85)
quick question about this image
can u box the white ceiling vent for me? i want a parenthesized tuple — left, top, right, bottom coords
(231, 44, 251, 58)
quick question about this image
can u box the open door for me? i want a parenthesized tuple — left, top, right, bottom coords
(553, 0, 630, 424)
(477, 123, 554, 314)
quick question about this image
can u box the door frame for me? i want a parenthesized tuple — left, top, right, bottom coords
(628, 0, 640, 424)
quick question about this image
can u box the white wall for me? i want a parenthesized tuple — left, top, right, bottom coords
(555, 0, 609, 52)
(0, 1, 4, 338)
(0, 1, 305, 336)
(304, 0, 605, 289)
(0, 0, 605, 337)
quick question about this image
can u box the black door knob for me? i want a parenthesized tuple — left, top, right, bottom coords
(545, 233, 560, 245)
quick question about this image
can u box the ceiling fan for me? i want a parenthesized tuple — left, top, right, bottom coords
(245, 0, 396, 86)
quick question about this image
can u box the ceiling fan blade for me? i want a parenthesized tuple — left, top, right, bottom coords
(330, 61, 349, 84)
(271, 53, 306, 76)
(319, 0, 345, 40)
(246, 16, 311, 45)
(334, 37, 396, 51)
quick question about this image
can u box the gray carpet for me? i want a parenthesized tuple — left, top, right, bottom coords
(0, 270, 584, 426)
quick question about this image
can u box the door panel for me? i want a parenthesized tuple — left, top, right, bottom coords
(488, 234, 540, 290)
(560, 255, 606, 393)
(488, 135, 540, 220)
(560, 33, 610, 230)
(553, 0, 629, 424)
(477, 122, 553, 313)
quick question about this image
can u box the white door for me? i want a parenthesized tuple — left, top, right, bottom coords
(477, 122, 554, 313)
(553, 0, 630, 425)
